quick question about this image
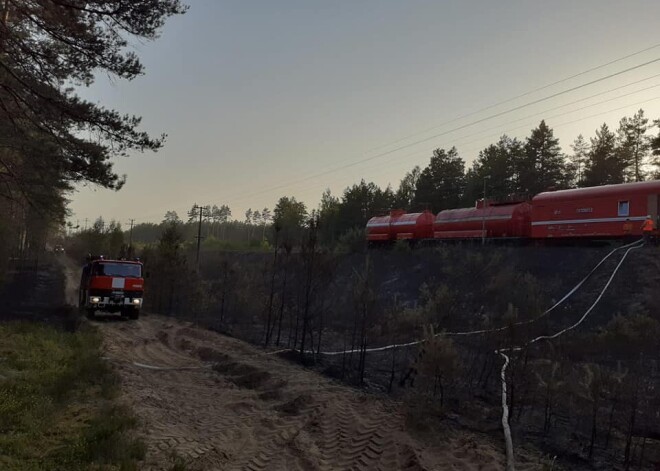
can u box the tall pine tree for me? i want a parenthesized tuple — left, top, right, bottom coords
(414, 148, 465, 212)
(520, 120, 567, 195)
(338, 180, 395, 232)
(569, 135, 590, 187)
(582, 124, 624, 187)
(617, 109, 651, 182)
(394, 166, 421, 210)
(652, 119, 660, 177)
(463, 136, 523, 204)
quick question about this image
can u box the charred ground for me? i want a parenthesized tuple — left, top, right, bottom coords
(145, 243, 660, 470)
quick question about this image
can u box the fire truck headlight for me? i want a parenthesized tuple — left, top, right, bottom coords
(132, 299, 141, 305)
(91, 297, 101, 303)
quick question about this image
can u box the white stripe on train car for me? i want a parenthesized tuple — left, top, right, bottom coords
(532, 216, 647, 226)
(436, 215, 511, 223)
(391, 221, 422, 226)
(366, 222, 390, 227)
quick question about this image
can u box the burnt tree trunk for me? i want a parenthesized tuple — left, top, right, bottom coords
(624, 387, 639, 469)
(263, 231, 280, 346)
(299, 222, 318, 360)
(274, 255, 289, 346)
(589, 400, 599, 462)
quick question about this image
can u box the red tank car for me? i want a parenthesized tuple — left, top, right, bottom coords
(366, 215, 391, 242)
(391, 211, 435, 240)
(366, 210, 406, 242)
(531, 180, 660, 239)
(434, 200, 532, 239)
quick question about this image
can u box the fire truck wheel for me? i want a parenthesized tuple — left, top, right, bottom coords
(85, 309, 96, 320)
(123, 307, 140, 320)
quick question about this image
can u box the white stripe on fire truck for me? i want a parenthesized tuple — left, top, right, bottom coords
(531, 216, 647, 226)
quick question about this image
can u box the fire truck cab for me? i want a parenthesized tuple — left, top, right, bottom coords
(79, 256, 144, 320)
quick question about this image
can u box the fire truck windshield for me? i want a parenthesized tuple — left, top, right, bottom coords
(92, 262, 142, 278)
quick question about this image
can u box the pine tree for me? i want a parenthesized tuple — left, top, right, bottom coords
(617, 109, 651, 182)
(0, 1, 184, 273)
(583, 124, 624, 187)
(652, 119, 660, 177)
(394, 166, 421, 210)
(0, 1, 186, 191)
(337, 180, 395, 232)
(521, 121, 567, 195)
(463, 136, 522, 204)
(317, 189, 341, 245)
(414, 147, 465, 212)
(569, 135, 590, 187)
(163, 211, 181, 225)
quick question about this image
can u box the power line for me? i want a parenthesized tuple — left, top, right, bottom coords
(214, 56, 660, 206)
(225, 80, 660, 207)
(151, 45, 660, 215)
(314, 78, 660, 186)
(123, 48, 660, 222)
(286, 95, 660, 201)
(362, 42, 660, 153)
(424, 82, 660, 155)
(114, 88, 660, 225)
(459, 95, 660, 155)
(222, 51, 660, 201)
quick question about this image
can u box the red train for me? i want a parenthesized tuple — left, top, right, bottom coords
(366, 180, 660, 243)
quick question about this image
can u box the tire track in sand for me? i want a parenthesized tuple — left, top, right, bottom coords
(98, 315, 541, 470)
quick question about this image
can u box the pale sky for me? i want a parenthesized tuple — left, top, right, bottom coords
(68, 0, 660, 227)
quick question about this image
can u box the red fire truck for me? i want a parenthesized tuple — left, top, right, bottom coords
(79, 256, 144, 320)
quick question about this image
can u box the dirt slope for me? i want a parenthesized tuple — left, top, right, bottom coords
(97, 315, 543, 471)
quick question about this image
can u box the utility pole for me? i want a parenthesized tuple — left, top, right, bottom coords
(128, 219, 135, 257)
(482, 175, 490, 246)
(192, 204, 208, 268)
(83, 218, 88, 231)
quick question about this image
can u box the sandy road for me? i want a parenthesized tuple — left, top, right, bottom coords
(96, 315, 525, 471)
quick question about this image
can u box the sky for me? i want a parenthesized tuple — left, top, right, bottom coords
(68, 0, 660, 227)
